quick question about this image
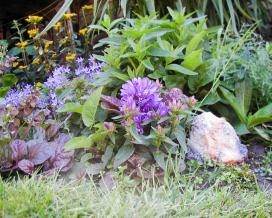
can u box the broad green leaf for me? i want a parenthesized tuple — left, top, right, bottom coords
(142, 59, 154, 71)
(152, 151, 166, 170)
(235, 78, 252, 115)
(182, 49, 203, 71)
(82, 87, 103, 128)
(57, 102, 83, 113)
(186, 31, 206, 55)
(248, 103, 272, 128)
(113, 143, 135, 169)
(0, 87, 10, 97)
(148, 47, 177, 58)
(219, 86, 247, 124)
(166, 64, 198, 75)
(37, 0, 73, 37)
(2, 74, 18, 87)
(110, 71, 129, 81)
(65, 136, 93, 150)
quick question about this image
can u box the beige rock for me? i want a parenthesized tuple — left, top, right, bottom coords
(188, 112, 247, 164)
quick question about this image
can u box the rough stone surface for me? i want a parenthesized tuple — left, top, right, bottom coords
(188, 112, 248, 164)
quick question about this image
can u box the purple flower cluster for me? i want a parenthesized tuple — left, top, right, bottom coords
(119, 77, 169, 133)
(4, 84, 33, 107)
(75, 55, 102, 80)
(44, 66, 70, 89)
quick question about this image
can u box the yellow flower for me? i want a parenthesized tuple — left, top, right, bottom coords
(63, 13, 77, 20)
(12, 62, 19, 68)
(27, 29, 38, 38)
(43, 40, 53, 53)
(79, 28, 88, 36)
(66, 53, 76, 61)
(19, 65, 27, 69)
(53, 22, 62, 30)
(25, 15, 43, 23)
(36, 82, 42, 87)
(16, 41, 28, 49)
(82, 4, 93, 10)
(32, 58, 40, 65)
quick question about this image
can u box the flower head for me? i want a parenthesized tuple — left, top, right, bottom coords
(82, 4, 93, 10)
(44, 66, 70, 89)
(63, 13, 77, 20)
(27, 29, 38, 38)
(53, 22, 62, 30)
(25, 16, 43, 23)
(119, 77, 168, 133)
(79, 28, 88, 36)
(66, 53, 76, 62)
(16, 41, 28, 49)
(5, 84, 33, 107)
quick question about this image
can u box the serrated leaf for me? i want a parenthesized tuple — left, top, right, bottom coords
(113, 143, 135, 169)
(82, 87, 103, 128)
(166, 64, 198, 75)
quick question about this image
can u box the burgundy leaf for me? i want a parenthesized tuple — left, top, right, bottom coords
(28, 142, 55, 165)
(45, 134, 74, 172)
(10, 140, 27, 162)
(18, 159, 35, 175)
(101, 101, 120, 113)
(101, 95, 121, 107)
(46, 124, 60, 141)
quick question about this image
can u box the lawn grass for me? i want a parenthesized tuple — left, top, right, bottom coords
(1, 171, 272, 218)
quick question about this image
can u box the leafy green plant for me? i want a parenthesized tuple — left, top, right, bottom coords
(91, 9, 216, 94)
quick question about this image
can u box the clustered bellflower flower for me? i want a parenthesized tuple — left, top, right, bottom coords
(119, 77, 169, 134)
(75, 55, 102, 81)
(4, 84, 33, 107)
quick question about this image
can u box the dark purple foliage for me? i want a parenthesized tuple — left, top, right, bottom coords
(18, 159, 35, 175)
(44, 134, 74, 172)
(28, 142, 55, 165)
(10, 140, 27, 162)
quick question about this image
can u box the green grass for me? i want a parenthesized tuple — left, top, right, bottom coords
(1, 171, 272, 218)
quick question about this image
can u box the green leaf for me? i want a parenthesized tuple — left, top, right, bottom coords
(110, 71, 129, 81)
(65, 136, 93, 150)
(148, 47, 178, 58)
(144, 0, 155, 15)
(186, 31, 206, 55)
(113, 143, 135, 169)
(219, 86, 247, 124)
(235, 78, 252, 115)
(0, 87, 10, 97)
(2, 74, 18, 87)
(57, 102, 83, 113)
(182, 49, 203, 71)
(152, 151, 166, 170)
(248, 103, 272, 128)
(142, 59, 154, 71)
(82, 87, 103, 128)
(166, 64, 198, 75)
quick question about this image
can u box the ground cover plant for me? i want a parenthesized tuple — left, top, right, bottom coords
(1, 1, 272, 217)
